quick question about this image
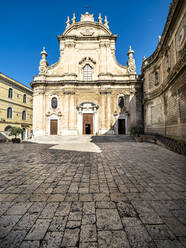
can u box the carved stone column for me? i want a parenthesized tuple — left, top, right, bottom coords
(107, 94, 111, 129)
(99, 42, 106, 73)
(33, 86, 45, 136)
(101, 94, 106, 129)
(69, 94, 75, 129)
(63, 94, 69, 129)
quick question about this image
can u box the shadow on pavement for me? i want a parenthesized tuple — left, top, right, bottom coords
(91, 135, 135, 143)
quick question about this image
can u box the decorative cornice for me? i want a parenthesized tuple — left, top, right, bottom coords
(31, 79, 142, 89)
(0, 120, 32, 126)
(144, 51, 186, 101)
(57, 34, 117, 42)
(98, 72, 113, 77)
(63, 91, 75, 95)
(0, 98, 33, 110)
(99, 91, 112, 94)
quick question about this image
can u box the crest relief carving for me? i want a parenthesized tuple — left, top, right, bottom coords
(80, 28, 95, 36)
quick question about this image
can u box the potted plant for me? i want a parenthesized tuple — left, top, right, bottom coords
(129, 126, 144, 142)
(9, 127, 23, 143)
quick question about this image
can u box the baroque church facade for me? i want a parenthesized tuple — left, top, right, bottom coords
(31, 12, 142, 136)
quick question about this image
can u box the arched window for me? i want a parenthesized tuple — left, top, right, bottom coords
(22, 111, 26, 120)
(8, 88, 13, 98)
(23, 94, 26, 103)
(118, 96, 125, 109)
(7, 107, 12, 119)
(83, 64, 92, 81)
(51, 97, 58, 109)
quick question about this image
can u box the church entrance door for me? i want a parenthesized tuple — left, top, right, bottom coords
(50, 119, 58, 135)
(83, 114, 93, 134)
(118, 119, 125, 134)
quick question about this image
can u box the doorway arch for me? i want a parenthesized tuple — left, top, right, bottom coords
(77, 102, 99, 135)
(48, 114, 60, 135)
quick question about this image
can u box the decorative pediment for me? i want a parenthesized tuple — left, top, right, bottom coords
(62, 21, 112, 37)
(77, 102, 99, 112)
(79, 57, 96, 65)
(46, 111, 62, 117)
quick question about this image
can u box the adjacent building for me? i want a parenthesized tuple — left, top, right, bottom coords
(31, 12, 142, 137)
(0, 72, 33, 139)
(142, 0, 186, 141)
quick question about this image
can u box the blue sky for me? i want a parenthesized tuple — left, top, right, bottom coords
(0, 0, 171, 88)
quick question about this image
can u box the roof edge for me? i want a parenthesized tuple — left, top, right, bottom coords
(0, 72, 33, 93)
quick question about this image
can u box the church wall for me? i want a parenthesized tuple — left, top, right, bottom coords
(32, 84, 141, 136)
(142, 0, 186, 141)
(33, 86, 45, 136)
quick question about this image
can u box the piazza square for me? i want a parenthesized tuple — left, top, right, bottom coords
(0, 0, 186, 247)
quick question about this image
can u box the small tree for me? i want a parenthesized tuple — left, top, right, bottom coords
(9, 127, 23, 139)
(129, 126, 144, 137)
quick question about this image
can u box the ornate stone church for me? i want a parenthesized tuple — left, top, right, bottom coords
(31, 12, 142, 136)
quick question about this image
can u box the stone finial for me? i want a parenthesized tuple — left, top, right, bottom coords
(66, 16, 70, 28)
(104, 16, 109, 28)
(143, 56, 148, 66)
(41, 46, 47, 58)
(128, 46, 134, 56)
(127, 45, 136, 73)
(72, 13, 76, 24)
(39, 47, 48, 75)
(98, 13, 102, 24)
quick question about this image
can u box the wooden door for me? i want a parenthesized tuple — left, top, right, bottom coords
(118, 119, 125, 134)
(50, 119, 58, 135)
(83, 114, 93, 134)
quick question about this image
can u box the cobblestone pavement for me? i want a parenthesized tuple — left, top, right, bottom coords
(0, 136, 186, 248)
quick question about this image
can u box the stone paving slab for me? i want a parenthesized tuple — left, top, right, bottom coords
(0, 137, 186, 247)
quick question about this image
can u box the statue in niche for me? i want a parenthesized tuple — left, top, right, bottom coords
(51, 97, 58, 109)
(118, 96, 125, 110)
